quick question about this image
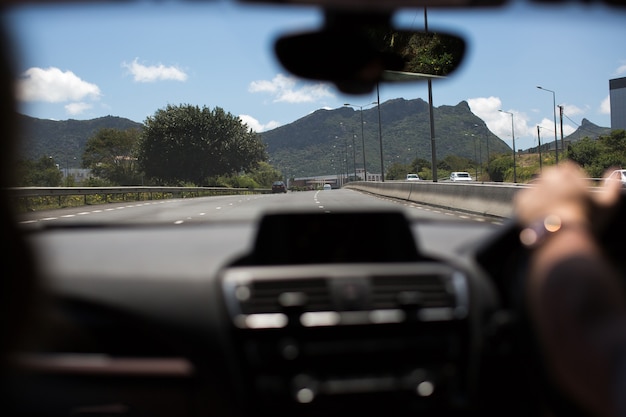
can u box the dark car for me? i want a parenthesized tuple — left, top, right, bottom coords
(272, 180, 287, 193)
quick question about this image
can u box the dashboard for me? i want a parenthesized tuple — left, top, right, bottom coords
(6, 1, 625, 415)
(6, 201, 514, 417)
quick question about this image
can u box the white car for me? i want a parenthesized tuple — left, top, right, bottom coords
(450, 172, 473, 182)
(606, 169, 626, 186)
(406, 174, 420, 181)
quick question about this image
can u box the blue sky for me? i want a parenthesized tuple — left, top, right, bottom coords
(5, 0, 626, 151)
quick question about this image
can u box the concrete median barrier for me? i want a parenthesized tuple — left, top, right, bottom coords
(346, 181, 527, 219)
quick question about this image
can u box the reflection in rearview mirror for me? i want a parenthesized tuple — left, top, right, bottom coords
(275, 28, 465, 94)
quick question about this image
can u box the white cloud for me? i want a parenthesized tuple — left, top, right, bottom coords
(601, 95, 611, 114)
(248, 74, 334, 103)
(616, 62, 626, 76)
(563, 124, 576, 136)
(467, 96, 523, 139)
(122, 58, 188, 83)
(65, 102, 93, 115)
(468, 96, 578, 150)
(537, 117, 576, 141)
(17, 67, 101, 103)
(239, 114, 281, 133)
(468, 96, 550, 149)
(561, 103, 586, 116)
(537, 117, 557, 137)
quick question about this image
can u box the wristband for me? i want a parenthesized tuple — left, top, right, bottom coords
(519, 214, 586, 249)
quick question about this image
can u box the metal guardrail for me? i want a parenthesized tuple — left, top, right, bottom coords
(9, 186, 271, 198)
(9, 186, 272, 210)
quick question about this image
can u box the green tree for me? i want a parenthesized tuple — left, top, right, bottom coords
(386, 162, 412, 180)
(16, 156, 63, 186)
(566, 137, 601, 170)
(139, 104, 267, 185)
(410, 157, 431, 172)
(438, 155, 471, 172)
(367, 29, 464, 76)
(82, 128, 142, 185)
(566, 130, 626, 178)
(487, 154, 514, 182)
(410, 157, 431, 180)
(249, 161, 282, 187)
(404, 32, 464, 76)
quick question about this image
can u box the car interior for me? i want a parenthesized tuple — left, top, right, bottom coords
(1, 1, 626, 417)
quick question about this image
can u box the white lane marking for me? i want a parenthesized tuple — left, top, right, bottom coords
(91, 210, 103, 213)
(216, 207, 222, 210)
(61, 215, 76, 218)
(19, 220, 37, 224)
(174, 220, 184, 225)
(41, 217, 57, 221)
(199, 213, 206, 216)
(77, 212, 90, 215)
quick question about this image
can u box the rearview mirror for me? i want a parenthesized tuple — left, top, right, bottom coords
(275, 27, 466, 94)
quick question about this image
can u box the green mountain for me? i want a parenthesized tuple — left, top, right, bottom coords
(565, 118, 612, 143)
(260, 98, 511, 178)
(17, 114, 143, 166)
(523, 118, 612, 154)
(16, 98, 514, 179)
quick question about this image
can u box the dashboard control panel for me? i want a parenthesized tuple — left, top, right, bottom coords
(220, 263, 474, 416)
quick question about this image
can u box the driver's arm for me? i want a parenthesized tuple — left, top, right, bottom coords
(514, 162, 626, 417)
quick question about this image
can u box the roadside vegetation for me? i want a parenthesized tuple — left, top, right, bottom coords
(16, 104, 284, 189)
(15, 106, 625, 190)
(385, 129, 626, 183)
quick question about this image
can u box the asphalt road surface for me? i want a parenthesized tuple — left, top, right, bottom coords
(17, 188, 504, 226)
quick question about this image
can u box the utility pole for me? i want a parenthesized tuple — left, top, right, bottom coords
(558, 105, 564, 154)
(377, 83, 384, 182)
(425, 7, 437, 182)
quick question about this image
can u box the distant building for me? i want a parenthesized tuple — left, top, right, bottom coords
(610, 76, 626, 131)
(63, 168, 92, 183)
(290, 170, 382, 189)
(355, 168, 382, 182)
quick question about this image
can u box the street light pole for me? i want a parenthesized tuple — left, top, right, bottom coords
(376, 83, 384, 182)
(344, 101, 377, 181)
(352, 133, 356, 182)
(499, 109, 517, 183)
(424, 7, 438, 182)
(344, 135, 349, 183)
(558, 104, 564, 154)
(536, 125, 543, 172)
(360, 109, 366, 180)
(537, 86, 559, 164)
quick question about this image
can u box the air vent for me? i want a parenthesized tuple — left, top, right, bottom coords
(238, 278, 332, 314)
(371, 274, 454, 310)
(221, 264, 469, 329)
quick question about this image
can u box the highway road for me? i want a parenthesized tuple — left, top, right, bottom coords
(17, 189, 506, 259)
(17, 188, 504, 226)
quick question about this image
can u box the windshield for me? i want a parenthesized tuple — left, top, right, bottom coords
(7, 1, 626, 227)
